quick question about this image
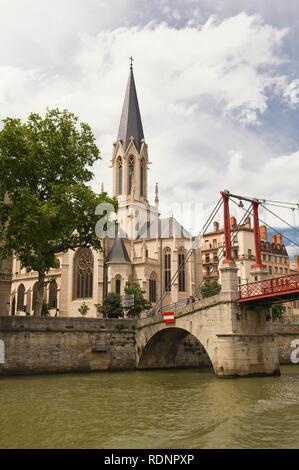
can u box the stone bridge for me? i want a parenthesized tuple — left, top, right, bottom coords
(136, 265, 280, 378)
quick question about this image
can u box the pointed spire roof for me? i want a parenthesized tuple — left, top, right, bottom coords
(117, 62, 144, 152)
(106, 237, 131, 263)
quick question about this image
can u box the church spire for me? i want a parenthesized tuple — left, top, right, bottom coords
(155, 182, 159, 209)
(117, 59, 144, 152)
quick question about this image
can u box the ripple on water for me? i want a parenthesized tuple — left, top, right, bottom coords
(1, 366, 299, 448)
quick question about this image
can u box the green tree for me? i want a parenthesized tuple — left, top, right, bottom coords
(0, 108, 117, 316)
(78, 302, 90, 317)
(125, 283, 151, 317)
(200, 280, 221, 298)
(271, 303, 285, 321)
(100, 293, 123, 318)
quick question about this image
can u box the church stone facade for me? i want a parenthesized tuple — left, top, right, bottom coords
(9, 66, 201, 317)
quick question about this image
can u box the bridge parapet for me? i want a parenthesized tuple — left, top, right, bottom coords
(137, 261, 280, 378)
(138, 294, 222, 328)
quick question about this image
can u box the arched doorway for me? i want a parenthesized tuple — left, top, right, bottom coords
(11, 296, 16, 316)
(17, 284, 25, 311)
(138, 327, 212, 370)
(48, 280, 58, 309)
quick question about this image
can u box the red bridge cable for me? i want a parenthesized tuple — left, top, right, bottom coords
(260, 204, 299, 236)
(194, 202, 253, 298)
(230, 198, 299, 250)
(152, 197, 224, 315)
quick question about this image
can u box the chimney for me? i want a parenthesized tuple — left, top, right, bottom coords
(260, 225, 267, 241)
(272, 234, 277, 244)
(276, 234, 283, 245)
(230, 216, 237, 228)
(294, 255, 299, 272)
(213, 221, 219, 232)
(244, 216, 251, 228)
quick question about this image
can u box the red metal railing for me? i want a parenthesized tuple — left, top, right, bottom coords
(239, 274, 299, 301)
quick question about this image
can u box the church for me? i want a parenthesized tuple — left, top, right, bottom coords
(9, 65, 201, 317)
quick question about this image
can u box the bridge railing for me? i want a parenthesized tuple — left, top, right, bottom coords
(239, 273, 299, 301)
(146, 296, 203, 319)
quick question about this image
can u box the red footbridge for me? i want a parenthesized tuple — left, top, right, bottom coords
(239, 273, 299, 305)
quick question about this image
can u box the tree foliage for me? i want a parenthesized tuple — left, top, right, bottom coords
(125, 283, 151, 317)
(0, 108, 117, 316)
(271, 303, 285, 321)
(100, 293, 123, 319)
(200, 280, 222, 298)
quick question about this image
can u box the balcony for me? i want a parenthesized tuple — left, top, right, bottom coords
(0, 272, 12, 282)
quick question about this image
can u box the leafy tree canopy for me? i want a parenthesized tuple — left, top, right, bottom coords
(100, 293, 123, 319)
(0, 108, 117, 315)
(125, 283, 151, 317)
(200, 280, 222, 299)
(271, 303, 285, 321)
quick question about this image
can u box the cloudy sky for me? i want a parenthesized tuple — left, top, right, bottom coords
(0, 0, 299, 245)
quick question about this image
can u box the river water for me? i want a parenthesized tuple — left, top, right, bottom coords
(1, 365, 299, 449)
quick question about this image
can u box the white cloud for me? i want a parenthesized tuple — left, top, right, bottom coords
(283, 79, 299, 106)
(0, 9, 298, 233)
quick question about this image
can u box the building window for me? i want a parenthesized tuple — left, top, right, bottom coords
(205, 254, 210, 263)
(48, 280, 58, 309)
(32, 283, 38, 310)
(178, 249, 186, 292)
(140, 158, 146, 197)
(117, 157, 123, 195)
(128, 156, 135, 194)
(115, 277, 121, 296)
(269, 266, 272, 275)
(73, 248, 94, 299)
(149, 272, 157, 303)
(164, 248, 171, 292)
(17, 284, 25, 310)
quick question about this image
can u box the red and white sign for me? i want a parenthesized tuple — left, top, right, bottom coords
(163, 311, 175, 324)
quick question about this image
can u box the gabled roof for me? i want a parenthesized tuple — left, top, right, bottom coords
(117, 67, 144, 152)
(106, 237, 131, 263)
(137, 217, 191, 240)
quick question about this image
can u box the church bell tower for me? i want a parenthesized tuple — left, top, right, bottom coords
(112, 60, 149, 206)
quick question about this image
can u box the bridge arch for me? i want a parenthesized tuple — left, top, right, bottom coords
(138, 327, 213, 371)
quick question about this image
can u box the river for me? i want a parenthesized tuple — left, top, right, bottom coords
(1, 365, 299, 449)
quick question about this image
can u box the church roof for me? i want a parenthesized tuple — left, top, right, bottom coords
(137, 217, 191, 240)
(106, 237, 131, 263)
(117, 66, 144, 152)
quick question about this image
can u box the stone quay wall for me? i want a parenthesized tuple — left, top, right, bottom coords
(0, 317, 137, 375)
(273, 323, 299, 364)
(1, 317, 299, 376)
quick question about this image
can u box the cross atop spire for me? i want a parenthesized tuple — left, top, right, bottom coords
(129, 56, 134, 70)
(117, 63, 144, 152)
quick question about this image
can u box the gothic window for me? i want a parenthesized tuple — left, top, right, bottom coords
(117, 157, 123, 195)
(49, 280, 58, 309)
(164, 248, 171, 292)
(115, 276, 121, 296)
(178, 249, 186, 292)
(149, 272, 157, 303)
(32, 283, 38, 310)
(140, 158, 145, 197)
(128, 156, 135, 194)
(11, 296, 16, 316)
(73, 248, 94, 299)
(17, 284, 25, 310)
